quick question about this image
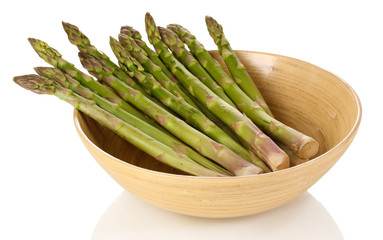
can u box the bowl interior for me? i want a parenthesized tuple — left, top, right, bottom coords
(77, 111, 185, 175)
(76, 50, 361, 176)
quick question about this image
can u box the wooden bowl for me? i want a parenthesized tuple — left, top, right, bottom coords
(73, 50, 361, 218)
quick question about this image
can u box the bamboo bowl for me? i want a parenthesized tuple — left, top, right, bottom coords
(74, 51, 361, 218)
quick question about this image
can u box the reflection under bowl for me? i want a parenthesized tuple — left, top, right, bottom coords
(91, 192, 343, 240)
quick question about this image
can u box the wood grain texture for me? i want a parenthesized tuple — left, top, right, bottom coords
(73, 50, 361, 218)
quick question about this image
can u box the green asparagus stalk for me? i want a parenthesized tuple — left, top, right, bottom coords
(158, 28, 253, 143)
(35, 66, 231, 175)
(162, 25, 319, 159)
(120, 26, 141, 40)
(120, 26, 174, 80)
(110, 37, 269, 172)
(79, 52, 263, 176)
(62, 22, 148, 95)
(120, 28, 222, 123)
(145, 12, 289, 171)
(205, 16, 273, 116)
(27, 38, 164, 131)
(120, 26, 218, 125)
(119, 31, 209, 127)
(14, 74, 224, 177)
(118, 33, 198, 108)
(118, 33, 242, 143)
(159, 27, 236, 108)
(62, 22, 164, 107)
(167, 24, 274, 118)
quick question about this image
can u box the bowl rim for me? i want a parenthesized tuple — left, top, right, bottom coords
(73, 50, 362, 180)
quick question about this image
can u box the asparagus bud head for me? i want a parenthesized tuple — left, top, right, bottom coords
(120, 26, 143, 40)
(14, 74, 55, 95)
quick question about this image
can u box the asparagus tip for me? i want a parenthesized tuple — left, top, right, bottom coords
(61, 21, 77, 33)
(145, 12, 157, 33)
(28, 38, 63, 64)
(205, 15, 218, 26)
(28, 37, 42, 50)
(118, 33, 133, 51)
(13, 74, 55, 94)
(120, 25, 142, 39)
(34, 66, 52, 77)
(145, 12, 151, 20)
(158, 26, 170, 37)
(61, 21, 69, 28)
(61, 21, 79, 40)
(109, 36, 118, 46)
(205, 15, 223, 42)
(205, 15, 213, 24)
(27, 37, 34, 44)
(61, 21, 91, 47)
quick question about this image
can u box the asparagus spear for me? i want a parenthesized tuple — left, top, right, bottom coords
(62, 22, 163, 106)
(145, 12, 289, 171)
(205, 16, 273, 116)
(79, 52, 263, 176)
(118, 33, 242, 143)
(109, 37, 269, 172)
(14, 74, 224, 177)
(35, 66, 231, 175)
(120, 26, 142, 40)
(120, 27, 220, 122)
(167, 24, 274, 118)
(62, 22, 146, 94)
(27, 38, 164, 131)
(120, 26, 174, 80)
(159, 27, 236, 108)
(161, 24, 319, 159)
(118, 33, 198, 108)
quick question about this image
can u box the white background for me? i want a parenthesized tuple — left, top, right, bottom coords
(1, 0, 381, 239)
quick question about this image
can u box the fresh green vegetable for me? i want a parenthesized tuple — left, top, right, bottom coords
(28, 38, 163, 131)
(159, 27, 236, 108)
(14, 74, 224, 177)
(110, 37, 269, 172)
(118, 33, 243, 145)
(118, 33, 198, 109)
(79, 51, 263, 176)
(35, 66, 231, 175)
(120, 26, 174, 80)
(62, 22, 161, 106)
(62, 22, 146, 95)
(205, 16, 273, 116)
(165, 24, 319, 159)
(145, 12, 289, 171)
(15, 13, 320, 175)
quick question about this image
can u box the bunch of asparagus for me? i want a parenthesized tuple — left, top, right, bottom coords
(14, 13, 319, 177)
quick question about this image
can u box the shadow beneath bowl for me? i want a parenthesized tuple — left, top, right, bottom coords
(91, 191, 343, 240)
